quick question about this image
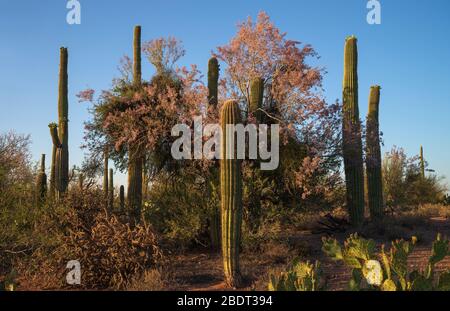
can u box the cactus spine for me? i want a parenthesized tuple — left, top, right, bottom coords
(36, 154, 47, 206)
(120, 185, 125, 211)
(342, 36, 365, 226)
(108, 168, 114, 211)
(220, 100, 243, 287)
(127, 26, 143, 221)
(366, 86, 383, 219)
(420, 146, 425, 179)
(207, 57, 221, 250)
(250, 77, 264, 123)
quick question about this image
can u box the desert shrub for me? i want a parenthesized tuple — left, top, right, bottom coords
(144, 172, 210, 248)
(126, 268, 168, 291)
(382, 147, 447, 210)
(411, 204, 450, 219)
(66, 212, 162, 289)
(9, 188, 162, 290)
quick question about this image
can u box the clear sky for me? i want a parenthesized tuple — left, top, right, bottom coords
(1, 0, 449, 189)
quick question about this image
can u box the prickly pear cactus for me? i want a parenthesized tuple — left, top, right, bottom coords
(322, 234, 450, 291)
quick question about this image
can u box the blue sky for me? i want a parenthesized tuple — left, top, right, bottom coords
(1, 0, 450, 189)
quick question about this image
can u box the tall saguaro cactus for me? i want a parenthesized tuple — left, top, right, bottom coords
(207, 57, 221, 250)
(49, 47, 69, 200)
(220, 100, 243, 287)
(49, 128, 58, 198)
(103, 147, 109, 205)
(57, 47, 69, 197)
(207, 57, 219, 108)
(120, 185, 125, 211)
(420, 146, 425, 179)
(127, 26, 143, 221)
(366, 86, 383, 219)
(36, 154, 47, 206)
(342, 36, 365, 226)
(250, 77, 264, 123)
(108, 168, 114, 211)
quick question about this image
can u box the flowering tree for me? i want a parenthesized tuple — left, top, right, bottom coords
(214, 12, 341, 204)
(82, 38, 207, 174)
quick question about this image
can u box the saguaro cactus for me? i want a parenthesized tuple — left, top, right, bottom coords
(36, 154, 47, 206)
(207, 57, 221, 250)
(207, 57, 219, 108)
(420, 146, 425, 179)
(342, 36, 365, 226)
(250, 77, 264, 123)
(120, 185, 125, 211)
(49, 125, 58, 198)
(220, 100, 243, 287)
(103, 147, 109, 204)
(127, 26, 143, 221)
(57, 47, 69, 197)
(108, 168, 114, 211)
(366, 86, 383, 219)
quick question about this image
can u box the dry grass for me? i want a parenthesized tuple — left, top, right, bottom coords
(126, 268, 169, 291)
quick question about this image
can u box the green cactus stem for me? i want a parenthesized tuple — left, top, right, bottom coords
(207, 57, 219, 108)
(103, 147, 109, 205)
(342, 36, 365, 227)
(57, 47, 69, 198)
(250, 77, 264, 123)
(420, 146, 425, 179)
(48, 123, 60, 199)
(207, 57, 221, 250)
(220, 99, 244, 288)
(366, 86, 383, 219)
(120, 185, 125, 211)
(108, 168, 114, 211)
(36, 154, 47, 206)
(127, 25, 143, 221)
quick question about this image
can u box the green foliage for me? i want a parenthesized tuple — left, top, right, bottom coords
(342, 36, 365, 226)
(144, 172, 210, 247)
(382, 147, 447, 208)
(322, 234, 450, 291)
(268, 260, 325, 291)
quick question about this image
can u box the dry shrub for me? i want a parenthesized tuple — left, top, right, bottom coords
(411, 204, 450, 218)
(14, 188, 163, 290)
(126, 268, 168, 291)
(66, 212, 163, 289)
